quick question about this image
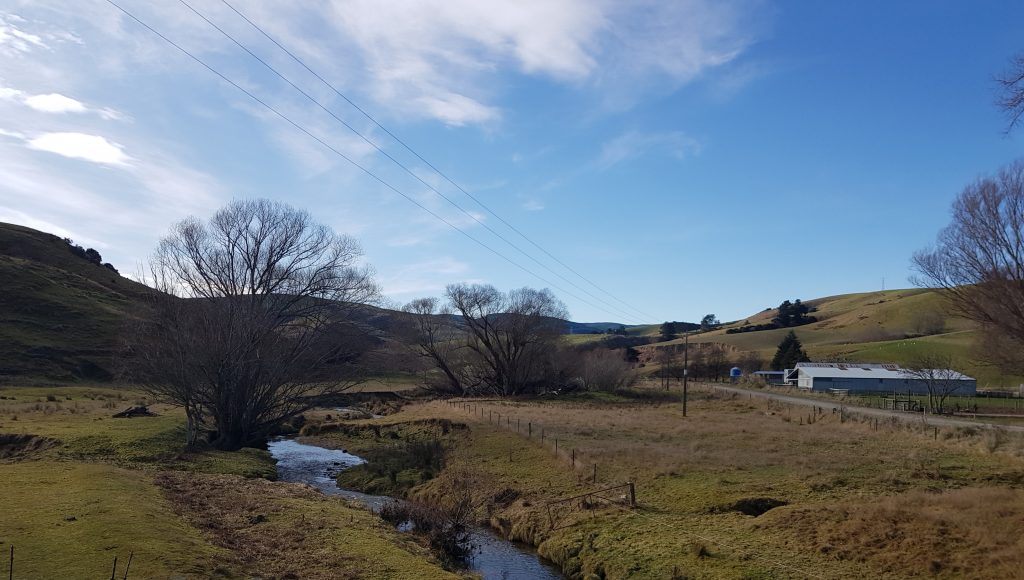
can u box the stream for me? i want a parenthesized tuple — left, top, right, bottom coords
(267, 438, 563, 580)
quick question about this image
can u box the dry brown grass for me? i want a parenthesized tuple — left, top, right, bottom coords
(765, 486, 1024, 579)
(361, 387, 1024, 578)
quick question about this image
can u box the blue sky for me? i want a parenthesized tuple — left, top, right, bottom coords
(0, 0, 1021, 324)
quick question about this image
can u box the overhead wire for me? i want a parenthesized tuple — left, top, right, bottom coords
(174, 0, 646, 325)
(102, 0, 644, 324)
(215, 0, 659, 323)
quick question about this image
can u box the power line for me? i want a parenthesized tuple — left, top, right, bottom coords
(102, 0, 642, 324)
(174, 0, 646, 325)
(216, 0, 659, 323)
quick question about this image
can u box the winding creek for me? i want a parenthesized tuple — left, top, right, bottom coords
(267, 438, 563, 580)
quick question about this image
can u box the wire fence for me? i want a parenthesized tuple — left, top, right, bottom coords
(6, 546, 134, 580)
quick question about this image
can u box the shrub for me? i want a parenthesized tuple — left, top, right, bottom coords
(378, 493, 476, 567)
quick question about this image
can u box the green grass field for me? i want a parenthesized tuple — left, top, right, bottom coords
(0, 385, 455, 578)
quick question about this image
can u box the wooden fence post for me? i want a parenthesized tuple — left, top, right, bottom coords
(572, 448, 575, 467)
(528, 422, 532, 437)
(9, 545, 13, 580)
(628, 481, 636, 507)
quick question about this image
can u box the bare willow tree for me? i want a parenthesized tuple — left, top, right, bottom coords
(913, 159, 1024, 374)
(997, 53, 1024, 133)
(401, 297, 468, 394)
(904, 354, 968, 414)
(444, 283, 568, 396)
(577, 349, 637, 392)
(122, 199, 378, 450)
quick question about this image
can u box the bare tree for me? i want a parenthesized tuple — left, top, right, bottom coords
(997, 53, 1024, 133)
(904, 354, 968, 414)
(122, 199, 378, 450)
(910, 307, 946, 336)
(577, 349, 637, 392)
(654, 346, 677, 389)
(737, 351, 764, 374)
(400, 297, 468, 394)
(687, 347, 707, 381)
(706, 344, 730, 382)
(445, 283, 568, 396)
(913, 159, 1024, 374)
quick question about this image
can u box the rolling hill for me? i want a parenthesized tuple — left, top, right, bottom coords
(3, 221, 1015, 388)
(656, 289, 1017, 388)
(0, 222, 153, 382)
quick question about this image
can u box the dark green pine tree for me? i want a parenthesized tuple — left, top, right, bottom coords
(660, 321, 678, 341)
(771, 330, 810, 370)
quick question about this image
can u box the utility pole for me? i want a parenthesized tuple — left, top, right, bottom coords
(682, 331, 689, 417)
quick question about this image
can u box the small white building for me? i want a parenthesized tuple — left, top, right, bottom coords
(784, 362, 977, 395)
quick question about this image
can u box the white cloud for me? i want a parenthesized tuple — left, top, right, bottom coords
(523, 199, 545, 211)
(23, 92, 86, 113)
(1, 85, 125, 120)
(201, 0, 764, 126)
(27, 132, 131, 166)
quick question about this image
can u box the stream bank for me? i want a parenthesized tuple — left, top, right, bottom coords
(268, 437, 563, 579)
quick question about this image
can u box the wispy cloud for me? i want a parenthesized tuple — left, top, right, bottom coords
(379, 256, 472, 296)
(597, 130, 701, 170)
(522, 199, 545, 211)
(154, 0, 766, 127)
(0, 13, 47, 54)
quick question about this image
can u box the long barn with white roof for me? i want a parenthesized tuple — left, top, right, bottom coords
(784, 362, 977, 395)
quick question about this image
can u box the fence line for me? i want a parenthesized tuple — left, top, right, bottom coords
(444, 399, 616, 489)
(5, 547, 134, 580)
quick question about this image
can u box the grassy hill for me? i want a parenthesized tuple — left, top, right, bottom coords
(0, 222, 153, 382)
(4, 220, 1016, 387)
(671, 289, 1018, 388)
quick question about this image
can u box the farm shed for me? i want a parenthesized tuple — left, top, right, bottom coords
(785, 362, 976, 395)
(752, 370, 786, 385)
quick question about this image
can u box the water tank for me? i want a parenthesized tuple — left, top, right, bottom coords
(730, 367, 742, 378)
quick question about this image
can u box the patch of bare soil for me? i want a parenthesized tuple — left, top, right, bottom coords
(0, 433, 60, 459)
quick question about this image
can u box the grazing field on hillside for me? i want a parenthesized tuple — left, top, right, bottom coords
(0, 223, 153, 382)
(0, 385, 455, 578)
(308, 387, 1024, 578)
(639, 289, 1022, 388)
